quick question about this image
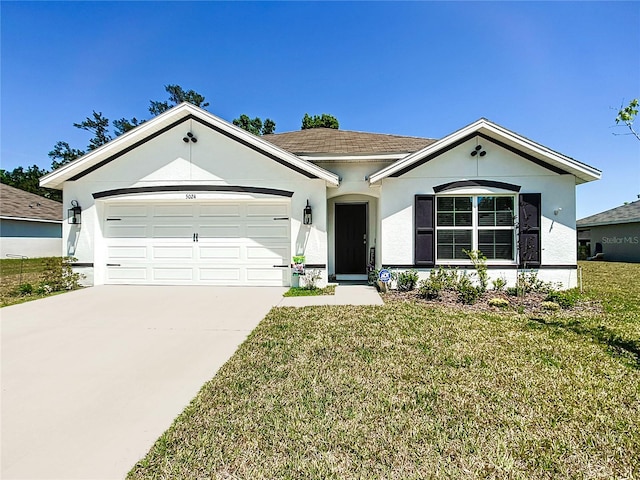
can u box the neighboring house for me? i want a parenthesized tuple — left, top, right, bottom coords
(0, 183, 62, 258)
(40, 103, 601, 288)
(577, 200, 640, 263)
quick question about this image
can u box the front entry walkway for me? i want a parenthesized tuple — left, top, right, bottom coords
(1, 285, 285, 480)
(278, 285, 383, 307)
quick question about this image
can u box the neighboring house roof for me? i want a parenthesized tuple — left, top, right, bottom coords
(577, 200, 640, 227)
(263, 128, 436, 156)
(40, 103, 340, 189)
(0, 183, 62, 223)
(368, 118, 602, 185)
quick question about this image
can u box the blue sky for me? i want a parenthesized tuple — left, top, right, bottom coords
(1, 1, 638, 218)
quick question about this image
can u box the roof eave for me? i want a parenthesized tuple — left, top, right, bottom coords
(40, 103, 339, 189)
(369, 119, 602, 185)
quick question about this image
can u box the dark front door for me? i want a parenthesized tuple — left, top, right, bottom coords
(335, 203, 367, 274)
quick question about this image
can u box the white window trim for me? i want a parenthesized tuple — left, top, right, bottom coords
(435, 194, 518, 265)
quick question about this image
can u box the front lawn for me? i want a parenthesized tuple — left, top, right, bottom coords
(283, 285, 336, 297)
(129, 262, 640, 479)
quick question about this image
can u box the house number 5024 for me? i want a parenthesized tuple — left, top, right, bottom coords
(186, 194, 197, 199)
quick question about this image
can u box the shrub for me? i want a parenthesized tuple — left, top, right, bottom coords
(40, 257, 82, 292)
(302, 269, 321, 290)
(541, 301, 560, 311)
(418, 277, 442, 300)
(457, 275, 482, 305)
(397, 269, 419, 292)
(492, 276, 507, 291)
(488, 297, 509, 308)
(508, 270, 553, 296)
(464, 249, 488, 292)
(545, 288, 582, 309)
(17, 283, 33, 296)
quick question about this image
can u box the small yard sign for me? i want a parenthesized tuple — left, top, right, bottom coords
(378, 269, 392, 283)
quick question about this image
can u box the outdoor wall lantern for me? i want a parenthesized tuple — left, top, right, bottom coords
(303, 200, 312, 225)
(68, 200, 82, 225)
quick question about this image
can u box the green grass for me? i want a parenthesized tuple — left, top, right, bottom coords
(283, 285, 336, 297)
(0, 257, 80, 307)
(129, 262, 640, 479)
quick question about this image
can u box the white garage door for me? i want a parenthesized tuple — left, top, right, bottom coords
(103, 201, 290, 285)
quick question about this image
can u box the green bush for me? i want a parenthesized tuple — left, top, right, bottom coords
(545, 288, 582, 309)
(492, 276, 507, 291)
(397, 269, 419, 292)
(17, 283, 33, 296)
(418, 277, 442, 299)
(457, 276, 482, 305)
(40, 257, 82, 292)
(508, 270, 554, 296)
(464, 249, 488, 292)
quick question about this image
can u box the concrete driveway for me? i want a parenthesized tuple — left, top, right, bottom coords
(1, 285, 286, 480)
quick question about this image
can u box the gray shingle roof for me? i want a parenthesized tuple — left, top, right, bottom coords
(0, 183, 62, 222)
(577, 200, 640, 227)
(263, 128, 436, 156)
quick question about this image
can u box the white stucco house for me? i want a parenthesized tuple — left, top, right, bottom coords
(40, 103, 601, 288)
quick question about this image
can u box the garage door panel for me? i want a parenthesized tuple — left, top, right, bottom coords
(152, 246, 194, 260)
(107, 205, 148, 217)
(199, 268, 241, 281)
(107, 246, 148, 260)
(153, 205, 195, 217)
(152, 224, 194, 238)
(198, 246, 241, 260)
(106, 224, 148, 238)
(199, 204, 241, 217)
(246, 245, 288, 261)
(153, 268, 193, 281)
(107, 267, 148, 281)
(199, 225, 242, 238)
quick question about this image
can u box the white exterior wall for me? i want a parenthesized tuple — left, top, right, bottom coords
(63, 119, 329, 286)
(378, 138, 578, 288)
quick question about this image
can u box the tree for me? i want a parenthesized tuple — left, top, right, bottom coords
(113, 117, 142, 136)
(615, 98, 639, 141)
(0, 165, 62, 201)
(233, 114, 276, 135)
(48, 84, 208, 170)
(48, 141, 85, 170)
(301, 113, 339, 130)
(73, 111, 111, 151)
(149, 84, 209, 116)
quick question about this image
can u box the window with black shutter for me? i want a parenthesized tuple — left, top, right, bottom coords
(415, 195, 435, 266)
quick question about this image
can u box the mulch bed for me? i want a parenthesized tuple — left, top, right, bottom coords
(381, 289, 603, 317)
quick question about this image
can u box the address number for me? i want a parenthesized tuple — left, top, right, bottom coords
(186, 194, 197, 199)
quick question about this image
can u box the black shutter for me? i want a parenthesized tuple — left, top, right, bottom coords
(415, 195, 435, 266)
(518, 193, 541, 267)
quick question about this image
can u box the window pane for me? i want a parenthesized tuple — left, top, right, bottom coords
(438, 230, 453, 243)
(456, 212, 472, 226)
(495, 244, 513, 259)
(437, 245, 453, 259)
(496, 197, 514, 211)
(455, 230, 472, 243)
(478, 230, 494, 243)
(478, 212, 495, 226)
(437, 212, 454, 226)
(479, 229, 513, 260)
(495, 211, 513, 226)
(455, 197, 472, 211)
(478, 196, 495, 211)
(437, 197, 454, 211)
